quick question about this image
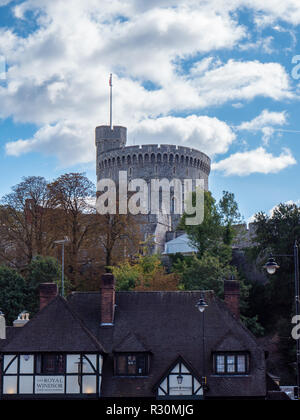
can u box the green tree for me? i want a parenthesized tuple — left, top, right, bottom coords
(25, 255, 70, 314)
(111, 260, 140, 291)
(178, 190, 222, 256)
(27, 255, 61, 288)
(0, 266, 29, 325)
(173, 252, 235, 295)
(175, 189, 264, 336)
(218, 190, 242, 245)
(179, 190, 241, 254)
(253, 202, 300, 328)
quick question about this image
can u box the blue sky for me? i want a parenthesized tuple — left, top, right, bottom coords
(0, 0, 300, 222)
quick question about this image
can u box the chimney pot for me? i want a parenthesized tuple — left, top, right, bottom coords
(39, 283, 58, 311)
(224, 278, 240, 319)
(101, 273, 115, 326)
(13, 311, 30, 328)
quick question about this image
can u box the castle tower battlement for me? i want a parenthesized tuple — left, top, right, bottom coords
(95, 124, 211, 251)
(95, 125, 127, 153)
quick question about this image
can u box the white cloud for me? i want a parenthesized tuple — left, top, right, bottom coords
(0, 0, 12, 6)
(191, 59, 292, 107)
(128, 115, 236, 156)
(5, 122, 95, 165)
(5, 115, 236, 164)
(238, 109, 287, 131)
(237, 109, 288, 144)
(232, 103, 244, 109)
(247, 0, 300, 26)
(0, 0, 295, 166)
(212, 147, 296, 176)
(239, 36, 274, 53)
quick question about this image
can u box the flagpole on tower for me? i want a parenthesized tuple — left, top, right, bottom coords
(109, 73, 113, 130)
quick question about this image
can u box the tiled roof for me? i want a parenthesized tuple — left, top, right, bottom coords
(113, 332, 149, 353)
(68, 290, 266, 398)
(2, 296, 105, 353)
(1, 289, 267, 398)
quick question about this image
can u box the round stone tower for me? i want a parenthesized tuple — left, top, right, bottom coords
(96, 125, 211, 251)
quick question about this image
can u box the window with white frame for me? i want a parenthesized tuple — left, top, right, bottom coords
(214, 353, 248, 375)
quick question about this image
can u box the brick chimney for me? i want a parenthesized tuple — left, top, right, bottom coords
(39, 283, 58, 311)
(101, 273, 115, 326)
(224, 276, 240, 319)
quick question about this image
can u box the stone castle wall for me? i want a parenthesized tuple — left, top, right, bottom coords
(95, 126, 211, 251)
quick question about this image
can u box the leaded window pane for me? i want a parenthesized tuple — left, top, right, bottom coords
(237, 355, 246, 373)
(214, 354, 248, 375)
(216, 355, 225, 373)
(227, 355, 235, 373)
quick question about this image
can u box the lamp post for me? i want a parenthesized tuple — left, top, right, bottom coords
(54, 237, 70, 297)
(196, 293, 208, 397)
(263, 240, 300, 399)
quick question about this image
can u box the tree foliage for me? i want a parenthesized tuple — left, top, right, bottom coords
(110, 254, 179, 291)
(251, 203, 300, 329)
(173, 252, 234, 295)
(0, 173, 142, 291)
(0, 176, 52, 267)
(175, 189, 264, 336)
(0, 266, 30, 324)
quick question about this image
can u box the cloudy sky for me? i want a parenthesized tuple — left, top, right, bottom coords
(0, 0, 300, 221)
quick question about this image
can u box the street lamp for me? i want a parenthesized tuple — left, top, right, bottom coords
(54, 236, 70, 297)
(263, 256, 280, 275)
(263, 240, 300, 399)
(195, 293, 208, 396)
(196, 297, 208, 313)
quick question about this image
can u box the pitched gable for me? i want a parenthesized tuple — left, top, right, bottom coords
(154, 356, 203, 397)
(113, 332, 149, 353)
(2, 296, 106, 353)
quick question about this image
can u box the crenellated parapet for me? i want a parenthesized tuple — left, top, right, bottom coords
(97, 144, 211, 177)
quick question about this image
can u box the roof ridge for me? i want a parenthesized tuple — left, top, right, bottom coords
(215, 297, 263, 349)
(4, 294, 62, 335)
(2, 295, 106, 353)
(116, 290, 215, 294)
(68, 291, 100, 295)
(113, 331, 149, 352)
(54, 296, 106, 353)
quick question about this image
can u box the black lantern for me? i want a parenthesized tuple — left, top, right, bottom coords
(177, 374, 183, 385)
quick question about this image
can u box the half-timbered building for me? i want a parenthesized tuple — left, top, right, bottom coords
(0, 274, 276, 399)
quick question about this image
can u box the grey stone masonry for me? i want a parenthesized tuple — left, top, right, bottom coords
(96, 125, 211, 252)
(95, 125, 127, 153)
